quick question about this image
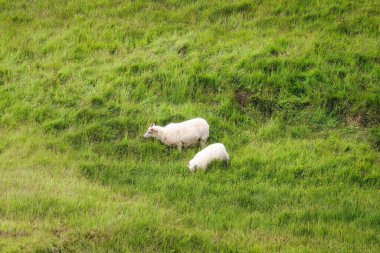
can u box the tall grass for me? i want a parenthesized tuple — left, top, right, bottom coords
(0, 0, 379, 252)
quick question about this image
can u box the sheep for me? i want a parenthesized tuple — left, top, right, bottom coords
(187, 143, 229, 173)
(143, 118, 209, 152)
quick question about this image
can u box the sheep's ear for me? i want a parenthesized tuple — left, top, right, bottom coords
(150, 123, 155, 127)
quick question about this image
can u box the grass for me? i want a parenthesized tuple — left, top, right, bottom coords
(0, 0, 379, 252)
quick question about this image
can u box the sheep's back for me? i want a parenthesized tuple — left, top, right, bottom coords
(194, 143, 227, 162)
(165, 119, 208, 137)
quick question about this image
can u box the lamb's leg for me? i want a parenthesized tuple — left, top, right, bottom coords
(177, 144, 182, 152)
(166, 146, 171, 155)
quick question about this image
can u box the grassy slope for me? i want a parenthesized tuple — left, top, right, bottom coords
(0, 0, 379, 252)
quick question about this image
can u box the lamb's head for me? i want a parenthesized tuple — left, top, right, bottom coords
(144, 123, 158, 138)
(187, 160, 197, 173)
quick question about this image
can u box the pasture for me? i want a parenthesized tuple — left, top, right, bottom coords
(0, 0, 379, 252)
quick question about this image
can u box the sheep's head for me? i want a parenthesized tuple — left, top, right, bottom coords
(144, 123, 158, 138)
(187, 161, 197, 173)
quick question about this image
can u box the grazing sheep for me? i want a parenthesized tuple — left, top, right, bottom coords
(143, 118, 209, 152)
(188, 143, 229, 173)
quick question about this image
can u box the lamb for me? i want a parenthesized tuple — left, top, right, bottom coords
(143, 118, 209, 152)
(188, 143, 229, 173)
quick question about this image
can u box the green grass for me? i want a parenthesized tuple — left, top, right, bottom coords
(0, 0, 379, 252)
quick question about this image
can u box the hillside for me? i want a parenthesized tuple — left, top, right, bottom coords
(0, 0, 379, 252)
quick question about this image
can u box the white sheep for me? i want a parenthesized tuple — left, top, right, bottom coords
(188, 143, 229, 173)
(143, 118, 209, 152)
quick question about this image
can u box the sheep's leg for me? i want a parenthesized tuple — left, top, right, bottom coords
(166, 146, 171, 155)
(196, 139, 202, 150)
(177, 144, 182, 152)
(224, 159, 229, 168)
(199, 138, 206, 148)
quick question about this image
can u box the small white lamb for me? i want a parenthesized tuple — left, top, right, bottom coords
(188, 143, 229, 173)
(143, 118, 209, 152)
